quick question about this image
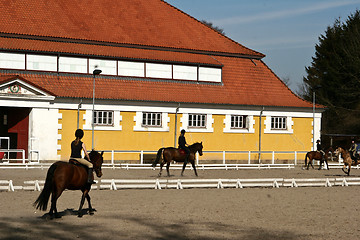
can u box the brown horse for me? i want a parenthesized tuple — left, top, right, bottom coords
(152, 142, 203, 177)
(304, 147, 334, 170)
(34, 150, 104, 218)
(335, 147, 358, 175)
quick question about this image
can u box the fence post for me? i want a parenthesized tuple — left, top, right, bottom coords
(111, 150, 114, 166)
(223, 151, 226, 165)
(248, 151, 251, 164)
(196, 152, 199, 165)
(294, 151, 297, 165)
(22, 150, 25, 164)
(140, 150, 144, 164)
(272, 151, 275, 164)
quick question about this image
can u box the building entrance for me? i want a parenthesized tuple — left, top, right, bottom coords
(0, 107, 30, 158)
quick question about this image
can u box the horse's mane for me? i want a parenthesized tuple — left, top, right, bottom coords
(189, 142, 202, 148)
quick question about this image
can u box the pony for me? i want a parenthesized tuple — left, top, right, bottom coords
(304, 147, 334, 170)
(334, 147, 358, 175)
(34, 150, 104, 218)
(152, 142, 203, 177)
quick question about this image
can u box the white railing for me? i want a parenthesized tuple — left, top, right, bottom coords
(0, 149, 347, 170)
(1, 177, 360, 191)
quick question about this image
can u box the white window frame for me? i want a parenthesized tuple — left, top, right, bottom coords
(94, 110, 114, 126)
(231, 115, 247, 129)
(264, 115, 294, 134)
(83, 110, 122, 131)
(188, 114, 206, 128)
(134, 112, 169, 132)
(223, 114, 255, 133)
(180, 113, 214, 133)
(142, 112, 162, 127)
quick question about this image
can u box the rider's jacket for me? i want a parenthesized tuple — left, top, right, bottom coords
(178, 135, 187, 149)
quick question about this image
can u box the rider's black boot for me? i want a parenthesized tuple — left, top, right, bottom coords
(87, 168, 95, 184)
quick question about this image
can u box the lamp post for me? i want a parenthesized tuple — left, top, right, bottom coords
(92, 68, 102, 150)
(312, 85, 321, 151)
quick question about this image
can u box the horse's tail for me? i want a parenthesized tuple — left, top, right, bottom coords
(304, 152, 309, 167)
(152, 148, 164, 168)
(33, 163, 57, 211)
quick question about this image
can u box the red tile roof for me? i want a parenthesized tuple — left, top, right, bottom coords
(0, 0, 263, 58)
(0, 37, 222, 66)
(0, 57, 315, 108)
(0, 0, 316, 109)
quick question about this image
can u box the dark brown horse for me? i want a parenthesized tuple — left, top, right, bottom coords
(304, 147, 334, 170)
(335, 147, 358, 175)
(34, 150, 104, 218)
(152, 142, 203, 177)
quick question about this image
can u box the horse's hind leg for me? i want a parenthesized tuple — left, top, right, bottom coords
(78, 189, 89, 218)
(158, 162, 164, 177)
(49, 189, 62, 219)
(166, 162, 171, 177)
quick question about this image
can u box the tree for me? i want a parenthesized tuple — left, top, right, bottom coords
(201, 20, 225, 35)
(302, 10, 360, 135)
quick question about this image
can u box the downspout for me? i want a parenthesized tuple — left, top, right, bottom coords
(174, 103, 180, 147)
(258, 106, 264, 163)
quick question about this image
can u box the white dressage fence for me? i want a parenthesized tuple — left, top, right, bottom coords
(1, 177, 360, 191)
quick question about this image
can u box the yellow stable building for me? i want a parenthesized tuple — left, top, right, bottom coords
(0, 0, 324, 163)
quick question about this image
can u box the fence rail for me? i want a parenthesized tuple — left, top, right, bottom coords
(1, 177, 360, 191)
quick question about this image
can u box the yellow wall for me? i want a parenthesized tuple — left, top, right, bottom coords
(57, 110, 313, 162)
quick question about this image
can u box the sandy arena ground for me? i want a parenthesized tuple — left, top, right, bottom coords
(0, 166, 359, 240)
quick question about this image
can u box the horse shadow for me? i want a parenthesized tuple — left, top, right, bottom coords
(39, 208, 96, 219)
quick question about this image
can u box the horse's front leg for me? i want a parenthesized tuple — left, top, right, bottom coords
(191, 161, 198, 177)
(86, 193, 95, 215)
(78, 190, 89, 218)
(318, 159, 323, 170)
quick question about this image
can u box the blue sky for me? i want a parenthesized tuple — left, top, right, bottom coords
(166, 0, 360, 93)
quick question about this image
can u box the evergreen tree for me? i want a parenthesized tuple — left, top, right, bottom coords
(302, 10, 360, 135)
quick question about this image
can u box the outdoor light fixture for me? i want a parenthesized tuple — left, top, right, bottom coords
(92, 68, 102, 150)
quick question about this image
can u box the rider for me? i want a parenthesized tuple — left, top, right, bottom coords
(316, 139, 325, 162)
(349, 140, 358, 163)
(70, 129, 94, 184)
(178, 129, 190, 164)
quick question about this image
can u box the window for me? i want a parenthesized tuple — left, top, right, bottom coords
(231, 115, 247, 129)
(188, 114, 206, 128)
(271, 117, 286, 130)
(94, 111, 113, 126)
(142, 112, 162, 127)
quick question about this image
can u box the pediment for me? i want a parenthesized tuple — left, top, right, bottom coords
(0, 78, 53, 98)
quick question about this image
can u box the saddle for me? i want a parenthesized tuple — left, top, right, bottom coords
(69, 158, 89, 169)
(178, 148, 186, 155)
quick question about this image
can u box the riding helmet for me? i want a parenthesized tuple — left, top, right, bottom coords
(75, 129, 84, 139)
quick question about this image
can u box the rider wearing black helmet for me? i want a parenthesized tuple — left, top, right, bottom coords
(69, 129, 94, 184)
(178, 129, 190, 164)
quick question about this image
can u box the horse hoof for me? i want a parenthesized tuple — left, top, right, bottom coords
(78, 214, 83, 218)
